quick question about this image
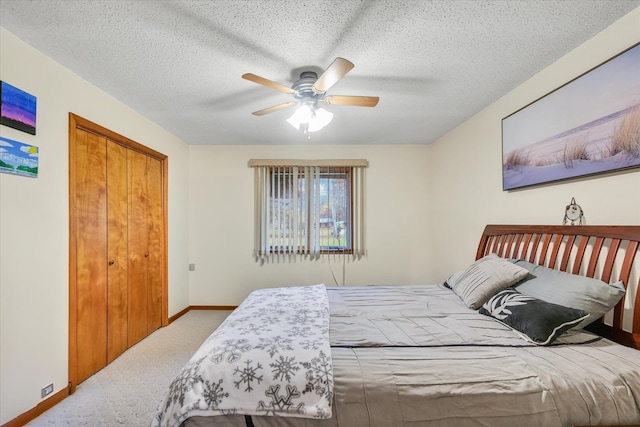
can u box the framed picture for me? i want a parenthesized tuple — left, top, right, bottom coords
(0, 136, 39, 178)
(502, 42, 640, 191)
(0, 81, 37, 135)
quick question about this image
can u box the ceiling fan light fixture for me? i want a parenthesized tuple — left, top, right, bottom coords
(286, 105, 333, 133)
(286, 105, 313, 130)
(307, 107, 333, 132)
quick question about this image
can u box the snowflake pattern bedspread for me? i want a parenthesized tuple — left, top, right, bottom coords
(151, 284, 333, 427)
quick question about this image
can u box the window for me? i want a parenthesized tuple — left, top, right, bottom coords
(250, 159, 366, 263)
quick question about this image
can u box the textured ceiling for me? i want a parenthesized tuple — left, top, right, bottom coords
(1, 0, 639, 145)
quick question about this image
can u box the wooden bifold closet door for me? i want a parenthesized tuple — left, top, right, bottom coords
(127, 150, 163, 347)
(69, 114, 167, 389)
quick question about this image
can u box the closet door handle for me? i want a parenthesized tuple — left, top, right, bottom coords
(108, 259, 115, 266)
(144, 253, 149, 258)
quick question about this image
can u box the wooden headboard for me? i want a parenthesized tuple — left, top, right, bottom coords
(476, 225, 640, 350)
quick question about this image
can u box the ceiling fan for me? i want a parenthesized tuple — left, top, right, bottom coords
(242, 57, 379, 133)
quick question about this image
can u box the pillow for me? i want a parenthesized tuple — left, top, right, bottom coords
(446, 253, 530, 309)
(510, 260, 625, 329)
(479, 288, 589, 345)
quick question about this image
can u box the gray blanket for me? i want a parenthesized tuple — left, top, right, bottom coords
(184, 285, 640, 427)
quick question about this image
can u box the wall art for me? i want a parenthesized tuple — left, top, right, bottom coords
(502, 42, 640, 190)
(0, 136, 39, 177)
(0, 81, 37, 135)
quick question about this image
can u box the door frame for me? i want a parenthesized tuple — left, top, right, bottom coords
(68, 113, 169, 393)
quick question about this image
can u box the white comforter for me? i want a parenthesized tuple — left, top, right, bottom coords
(152, 284, 333, 427)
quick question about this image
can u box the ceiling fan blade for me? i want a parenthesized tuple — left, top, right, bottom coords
(242, 73, 295, 94)
(324, 95, 379, 107)
(312, 57, 355, 93)
(251, 102, 296, 116)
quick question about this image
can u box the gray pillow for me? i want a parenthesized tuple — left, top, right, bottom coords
(447, 253, 530, 309)
(511, 260, 625, 329)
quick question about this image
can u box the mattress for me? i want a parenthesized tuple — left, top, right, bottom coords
(172, 285, 640, 427)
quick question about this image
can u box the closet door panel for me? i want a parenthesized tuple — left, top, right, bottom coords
(75, 129, 108, 383)
(127, 150, 149, 347)
(147, 157, 163, 333)
(106, 141, 128, 363)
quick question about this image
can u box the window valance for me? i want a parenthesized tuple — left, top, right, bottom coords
(248, 159, 368, 168)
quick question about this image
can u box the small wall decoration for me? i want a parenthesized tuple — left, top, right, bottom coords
(563, 197, 584, 225)
(0, 81, 37, 135)
(0, 136, 39, 177)
(502, 42, 640, 190)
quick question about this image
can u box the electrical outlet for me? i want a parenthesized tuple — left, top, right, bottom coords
(41, 383, 53, 398)
(188, 263, 195, 271)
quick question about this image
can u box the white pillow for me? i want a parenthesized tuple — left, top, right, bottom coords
(446, 253, 530, 309)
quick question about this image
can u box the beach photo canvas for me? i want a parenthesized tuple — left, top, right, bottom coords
(0, 81, 37, 135)
(502, 43, 640, 191)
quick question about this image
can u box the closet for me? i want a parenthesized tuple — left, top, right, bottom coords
(69, 114, 167, 389)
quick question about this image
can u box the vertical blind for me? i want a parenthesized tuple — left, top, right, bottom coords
(250, 159, 367, 264)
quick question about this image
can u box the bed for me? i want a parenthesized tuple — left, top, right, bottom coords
(152, 225, 640, 427)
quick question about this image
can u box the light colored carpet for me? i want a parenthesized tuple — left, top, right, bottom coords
(27, 310, 232, 426)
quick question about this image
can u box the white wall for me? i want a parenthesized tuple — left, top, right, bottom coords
(0, 27, 191, 424)
(188, 144, 432, 305)
(427, 7, 640, 282)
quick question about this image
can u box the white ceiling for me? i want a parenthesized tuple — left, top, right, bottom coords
(1, 0, 639, 145)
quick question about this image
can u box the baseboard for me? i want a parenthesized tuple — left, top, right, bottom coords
(168, 305, 236, 323)
(189, 305, 237, 311)
(167, 306, 191, 323)
(5, 306, 236, 427)
(1, 383, 70, 427)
